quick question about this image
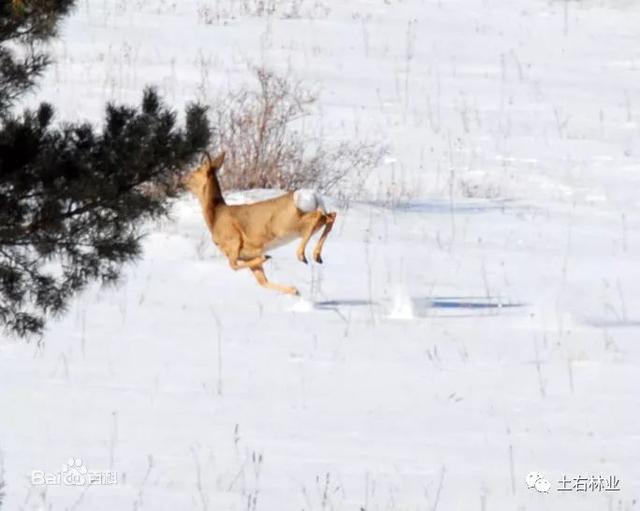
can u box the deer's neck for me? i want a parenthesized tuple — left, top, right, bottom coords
(201, 174, 225, 230)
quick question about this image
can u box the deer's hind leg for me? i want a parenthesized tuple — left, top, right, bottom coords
(250, 264, 299, 296)
(312, 212, 336, 264)
(296, 210, 325, 264)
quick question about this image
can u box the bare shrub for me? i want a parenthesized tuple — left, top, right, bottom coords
(196, 0, 330, 23)
(0, 458, 4, 511)
(242, 0, 278, 16)
(240, 0, 329, 19)
(459, 179, 501, 199)
(209, 67, 386, 199)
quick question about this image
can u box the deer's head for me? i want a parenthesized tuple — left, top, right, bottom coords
(184, 151, 225, 197)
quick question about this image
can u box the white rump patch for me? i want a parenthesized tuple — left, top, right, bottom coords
(293, 189, 325, 213)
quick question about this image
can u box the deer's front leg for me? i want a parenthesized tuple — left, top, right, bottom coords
(229, 256, 270, 270)
(296, 210, 325, 264)
(220, 232, 268, 270)
(250, 265, 299, 296)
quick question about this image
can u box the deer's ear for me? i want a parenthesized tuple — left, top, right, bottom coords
(211, 151, 225, 169)
(201, 152, 213, 166)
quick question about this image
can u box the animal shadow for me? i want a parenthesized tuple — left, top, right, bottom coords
(412, 296, 525, 317)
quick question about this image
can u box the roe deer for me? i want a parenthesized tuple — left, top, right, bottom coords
(184, 152, 337, 296)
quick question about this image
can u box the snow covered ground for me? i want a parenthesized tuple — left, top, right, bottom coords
(1, 0, 640, 509)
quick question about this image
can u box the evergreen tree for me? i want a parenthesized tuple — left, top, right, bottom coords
(0, 1, 211, 337)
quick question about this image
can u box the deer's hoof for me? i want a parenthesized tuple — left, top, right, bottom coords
(263, 255, 272, 261)
(297, 252, 308, 264)
(314, 253, 323, 264)
(288, 287, 300, 296)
